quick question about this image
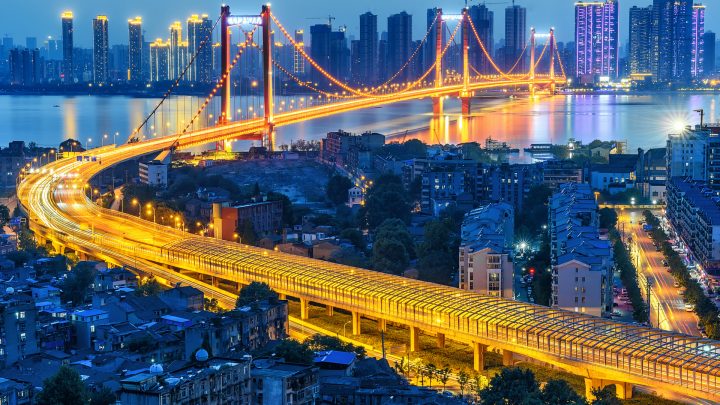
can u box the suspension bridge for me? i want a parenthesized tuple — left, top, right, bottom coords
(17, 4, 720, 403)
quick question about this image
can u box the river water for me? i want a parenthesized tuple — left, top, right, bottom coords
(0, 93, 717, 152)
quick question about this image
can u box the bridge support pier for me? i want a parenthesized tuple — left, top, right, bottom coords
(299, 297, 309, 320)
(472, 342, 487, 372)
(352, 311, 361, 335)
(585, 378, 633, 401)
(502, 349, 514, 366)
(461, 97, 472, 116)
(436, 333, 445, 348)
(409, 326, 420, 352)
(278, 293, 286, 300)
(377, 318, 387, 332)
(52, 242, 65, 255)
(325, 305, 334, 317)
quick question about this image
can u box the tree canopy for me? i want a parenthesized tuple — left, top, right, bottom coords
(36, 366, 89, 405)
(236, 282, 278, 308)
(326, 175, 353, 205)
(361, 174, 411, 229)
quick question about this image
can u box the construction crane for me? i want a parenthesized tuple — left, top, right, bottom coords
(306, 15, 336, 30)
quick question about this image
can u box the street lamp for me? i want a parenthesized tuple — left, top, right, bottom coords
(131, 198, 140, 217)
(145, 202, 156, 223)
(87, 138, 93, 149)
(102, 134, 108, 147)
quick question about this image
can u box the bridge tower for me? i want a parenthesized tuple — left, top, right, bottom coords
(549, 28, 556, 94)
(432, 8, 443, 118)
(529, 28, 536, 97)
(217, 5, 232, 152)
(460, 8, 473, 116)
(261, 4, 275, 151)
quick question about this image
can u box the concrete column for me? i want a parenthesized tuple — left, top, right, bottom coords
(585, 379, 633, 401)
(278, 293, 286, 300)
(352, 311, 361, 335)
(436, 333, 446, 348)
(409, 326, 421, 352)
(299, 297, 309, 320)
(502, 349, 514, 366)
(461, 97, 472, 116)
(211, 277, 219, 288)
(432, 97, 444, 118)
(472, 342, 487, 372)
(377, 318, 387, 332)
(326, 305, 334, 317)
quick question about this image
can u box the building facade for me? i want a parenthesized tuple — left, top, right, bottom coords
(61, 12, 74, 84)
(128, 17, 143, 82)
(92, 16, 109, 84)
(574, 0, 619, 79)
(629, 6, 653, 75)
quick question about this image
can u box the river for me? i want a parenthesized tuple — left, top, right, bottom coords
(0, 92, 717, 153)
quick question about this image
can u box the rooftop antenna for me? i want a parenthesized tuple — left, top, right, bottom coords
(694, 109, 705, 128)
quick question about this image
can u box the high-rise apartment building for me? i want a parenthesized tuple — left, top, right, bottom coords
(691, 4, 705, 78)
(169, 22, 183, 80)
(629, 6, 653, 75)
(150, 39, 170, 82)
(187, 14, 213, 83)
(704, 31, 716, 74)
(387, 11, 412, 83)
(310, 24, 331, 85)
(61, 11, 74, 84)
(359, 12, 378, 84)
(652, 0, 693, 83)
(293, 30, 305, 76)
(504, 4, 526, 71)
(468, 4, 494, 74)
(574, 0, 619, 79)
(92, 16, 109, 84)
(128, 17, 143, 82)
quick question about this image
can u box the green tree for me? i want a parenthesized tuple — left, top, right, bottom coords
(272, 339, 314, 364)
(437, 366, 451, 391)
(36, 366, 89, 405)
(236, 282, 278, 308)
(88, 387, 116, 405)
(135, 277, 163, 297)
(425, 363, 437, 387)
(515, 184, 553, 240)
(599, 207, 618, 230)
(417, 220, 457, 284)
(61, 263, 95, 305)
(372, 237, 408, 275)
(479, 368, 542, 405)
(375, 218, 415, 258)
(236, 220, 258, 245)
(339, 228, 365, 251)
(12, 204, 22, 218)
(304, 334, 366, 358)
(540, 379, 585, 405)
(361, 174, 411, 229)
(591, 386, 621, 405)
(326, 175, 353, 205)
(5, 250, 31, 268)
(0, 204, 10, 227)
(457, 370, 470, 396)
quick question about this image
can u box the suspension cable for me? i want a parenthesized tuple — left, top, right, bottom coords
(273, 61, 356, 99)
(553, 36, 567, 78)
(533, 39, 550, 71)
(127, 15, 222, 144)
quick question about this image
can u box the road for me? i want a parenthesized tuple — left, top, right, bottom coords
(617, 209, 698, 336)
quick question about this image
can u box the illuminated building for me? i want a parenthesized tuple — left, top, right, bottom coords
(691, 4, 705, 78)
(61, 11, 74, 84)
(459, 203, 515, 299)
(149, 39, 170, 82)
(187, 14, 213, 83)
(293, 30, 305, 76)
(387, 11, 412, 83)
(128, 17, 143, 82)
(169, 21, 183, 80)
(574, 0, 619, 79)
(92, 16, 109, 84)
(629, 6, 653, 75)
(504, 3, 526, 71)
(652, 0, 693, 83)
(359, 12, 378, 84)
(705, 31, 716, 75)
(468, 4, 494, 74)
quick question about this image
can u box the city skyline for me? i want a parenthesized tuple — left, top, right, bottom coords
(0, 0, 717, 48)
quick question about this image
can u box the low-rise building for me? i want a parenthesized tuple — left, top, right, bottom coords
(542, 160, 583, 188)
(637, 147, 667, 203)
(549, 183, 613, 317)
(589, 154, 638, 193)
(458, 203, 515, 298)
(252, 360, 319, 405)
(213, 199, 283, 241)
(0, 293, 39, 367)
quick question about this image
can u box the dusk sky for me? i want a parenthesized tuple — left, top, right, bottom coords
(0, 0, 717, 48)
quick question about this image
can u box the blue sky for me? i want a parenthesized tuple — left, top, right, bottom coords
(1, 0, 717, 47)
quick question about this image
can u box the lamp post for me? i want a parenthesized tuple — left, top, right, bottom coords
(131, 198, 140, 218)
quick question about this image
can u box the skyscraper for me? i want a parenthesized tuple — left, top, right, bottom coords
(424, 8, 442, 73)
(61, 11, 74, 84)
(128, 17, 143, 82)
(310, 24, 331, 85)
(150, 39, 170, 82)
(652, 0, 693, 83)
(293, 30, 305, 76)
(574, 0, 619, 79)
(504, 4, 526, 71)
(387, 11, 412, 83)
(704, 31, 716, 75)
(92, 16, 109, 84)
(468, 4, 494, 74)
(629, 6, 653, 75)
(187, 14, 213, 84)
(359, 12, 378, 84)
(691, 4, 705, 78)
(169, 22, 183, 80)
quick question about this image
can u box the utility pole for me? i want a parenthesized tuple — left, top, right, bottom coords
(694, 109, 705, 127)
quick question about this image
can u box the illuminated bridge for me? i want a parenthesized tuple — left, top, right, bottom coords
(17, 4, 720, 403)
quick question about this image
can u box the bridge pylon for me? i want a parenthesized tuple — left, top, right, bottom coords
(549, 28, 556, 94)
(261, 4, 275, 151)
(217, 5, 232, 152)
(431, 8, 444, 142)
(460, 8, 473, 116)
(529, 27, 536, 97)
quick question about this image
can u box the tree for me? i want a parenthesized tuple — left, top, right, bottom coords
(88, 387, 116, 405)
(457, 370, 470, 396)
(272, 339, 314, 364)
(236, 282, 278, 308)
(267, 192, 294, 226)
(479, 368, 542, 405)
(417, 220, 457, 284)
(425, 363, 437, 387)
(204, 298, 219, 312)
(61, 263, 95, 305)
(127, 334, 158, 354)
(304, 334, 366, 358)
(135, 277, 163, 297)
(375, 219, 415, 258)
(372, 237, 408, 275)
(0, 204, 10, 227)
(540, 379, 585, 405)
(437, 366, 451, 391)
(591, 386, 621, 405)
(36, 366, 89, 405)
(361, 174, 411, 229)
(12, 204, 22, 218)
(339, 228, 365, 251)
(236, 220, 258, 245)
(5, 250, 31, 268)
(515, 184, 552, 240)
(599, 207, 618, 230)
(326, 175, 353, 205)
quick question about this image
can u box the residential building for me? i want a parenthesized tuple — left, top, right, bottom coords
(504, 3, 527, 71)
(666, 125, 710, 182)
(252, 360, 319, 405)
(69, 309, 110, 349)
(629, 6, 653, 75)
(128, 17, 143, 82)
(92, 16, 109, 84)
(652, 0, 693, 83)
(294, 30, 305, 76)
(468, 4, 494, 74)
(542, 160, 583, 188)
(359, 12, 378, 84)
(405, 154, 477, 215)
(458, 203, 514, 298)
(213, 199, 284, 241)
(704, 31, 716, 74)
(159, 286, 204, 312)
(139, 150, 170, 188)
(589, 154, 638, 193)
(61, 11, 73, 84)
(8, 48, 42, 86)
(637, 147, 668, 203)
(0, 142, 25, 189)
(0, 293, 39, 368)
(549, 183, 613, 317)
(575, 0, 619, 79)
(187, 14, 213, 83)
(477, 163, 543, 212)
(387, 12, 412, 83)
(149, 39, 170, 82)
(320, 130, 385, 170)
(692, 4, 706, 78)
